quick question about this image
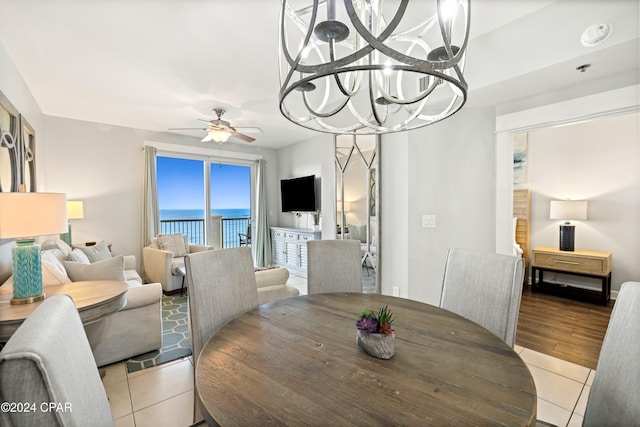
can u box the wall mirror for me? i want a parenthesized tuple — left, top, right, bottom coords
(335, 134, 380, 293)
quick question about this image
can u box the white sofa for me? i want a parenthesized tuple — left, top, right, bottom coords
(255, 267, 299, 305)
(143, 235, 213, 293)
(35, 240, 163, 367)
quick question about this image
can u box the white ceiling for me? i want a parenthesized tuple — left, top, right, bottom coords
(0, 0, 638, 149)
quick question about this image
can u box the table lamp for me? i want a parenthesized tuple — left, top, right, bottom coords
(60, 200, 84, 245)
(550, 200, 588, 252)
(0, 192, 68, 304)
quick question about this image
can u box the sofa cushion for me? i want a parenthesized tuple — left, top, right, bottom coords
(157, 234, 188, 257)
(64, 256, 126, 282)
(68, 248, 91, 264)
(76, 241, 112, 263)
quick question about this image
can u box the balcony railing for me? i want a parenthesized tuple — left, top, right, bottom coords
(160, 217, 250, 248)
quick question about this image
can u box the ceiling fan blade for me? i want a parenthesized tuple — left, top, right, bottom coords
(232, 132, 255, 143)
(234, 126, 263, 134)
(201, 134, 213, 142)
(169, 127, 208, 131)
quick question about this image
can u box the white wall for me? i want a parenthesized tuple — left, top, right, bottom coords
(275, 134, 335, 238)
(526, 112, 640, 290)
(404, 108, 497, 304)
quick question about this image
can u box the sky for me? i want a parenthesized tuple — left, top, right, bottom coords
(157, 156, 250, 210)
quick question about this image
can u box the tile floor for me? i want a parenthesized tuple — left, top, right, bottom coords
(103, 275, 593, 427)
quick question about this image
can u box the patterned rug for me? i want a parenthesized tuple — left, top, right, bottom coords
(126, 295, 191, 373)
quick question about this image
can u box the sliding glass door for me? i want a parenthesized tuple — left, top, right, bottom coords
(156, 154, 253, 248)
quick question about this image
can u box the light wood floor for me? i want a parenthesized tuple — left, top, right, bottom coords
(515, 285, 614, 370)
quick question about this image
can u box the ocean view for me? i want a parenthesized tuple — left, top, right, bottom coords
(160, 208, 250, 220)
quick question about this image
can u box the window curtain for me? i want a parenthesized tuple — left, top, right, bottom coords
(142, 146, 160, 248)
(252, 159, 272, 267)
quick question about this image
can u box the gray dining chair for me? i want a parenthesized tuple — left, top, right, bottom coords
(440, 248, 524, 347)
(0, 295, 114, 427)
(184, 246, 259, 423)
(582, 281, 640, 426)
(307, 239, 362, 294)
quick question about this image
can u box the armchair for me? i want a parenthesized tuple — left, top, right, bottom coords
(143, 234, 213, 293)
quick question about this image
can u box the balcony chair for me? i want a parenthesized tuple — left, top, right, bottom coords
(238, 223, 251, 246)
(0, 295, 114, 426)
(582, 281, 640, 426)
(184, 246, 259, 423)
(440, 248, 524, 347)
(307, 240, 362, 294)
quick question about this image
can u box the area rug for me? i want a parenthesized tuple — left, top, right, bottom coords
(126, 295, 191, 373)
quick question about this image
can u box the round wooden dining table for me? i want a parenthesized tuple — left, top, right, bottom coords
(196, 293, 537, 426)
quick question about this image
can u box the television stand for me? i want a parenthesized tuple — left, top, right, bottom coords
(270, 227, 321, 277)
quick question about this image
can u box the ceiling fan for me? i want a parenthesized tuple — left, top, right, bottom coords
(170, 108, 262, 143)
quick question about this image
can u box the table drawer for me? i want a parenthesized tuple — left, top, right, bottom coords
(533, 252, 608, 275)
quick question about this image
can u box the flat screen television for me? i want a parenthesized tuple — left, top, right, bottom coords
(280, 175, 317, 212)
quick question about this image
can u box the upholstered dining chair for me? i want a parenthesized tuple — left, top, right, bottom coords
(582, 281, 640, 426)
(307, 239, 362, 294)
(184, 246, 259, 423)
(0, 295, 114, 427)
(440, 248, 525, 347)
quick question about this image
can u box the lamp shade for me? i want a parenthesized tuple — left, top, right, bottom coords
(550, 200, 588, 221)
(67, 200, 85, 219)
(0, 193, 68, 239)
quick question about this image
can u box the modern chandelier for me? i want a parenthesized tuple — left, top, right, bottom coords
(279, 0, 470, 135)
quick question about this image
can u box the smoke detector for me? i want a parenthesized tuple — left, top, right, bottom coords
(581, 23, 612, 47)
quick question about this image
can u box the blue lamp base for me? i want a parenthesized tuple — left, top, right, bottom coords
(11, 239, 45, 305)
(60, 222, 72, 246)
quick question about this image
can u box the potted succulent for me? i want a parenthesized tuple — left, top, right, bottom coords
(355, 305, 396, 359)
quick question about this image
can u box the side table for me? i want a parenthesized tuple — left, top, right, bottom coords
(531, 246, 612, 304)
(0, 280, 128, 342)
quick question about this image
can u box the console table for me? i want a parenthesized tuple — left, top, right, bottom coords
(531, 246, 612, 304)
(271, 227, 321, 277)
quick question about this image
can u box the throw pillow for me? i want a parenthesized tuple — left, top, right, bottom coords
(41, 249, 71, 285)
(158, 234, 188, 257)
(64, 255, 126, 282)
(76, 241, 112, 263)
(67, 248, 91, 264)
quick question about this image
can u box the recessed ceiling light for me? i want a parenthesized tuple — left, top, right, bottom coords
(581, 23, 612, 47)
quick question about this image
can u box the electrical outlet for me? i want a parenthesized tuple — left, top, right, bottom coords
(422, 214, 436, 228)
(392, 286, 400, 297)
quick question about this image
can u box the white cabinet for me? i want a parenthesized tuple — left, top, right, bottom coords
(271, 227, 321, 277)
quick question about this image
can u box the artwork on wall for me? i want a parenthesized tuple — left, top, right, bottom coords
(0, 90, 36, 193)
(513, 132, 528, 185)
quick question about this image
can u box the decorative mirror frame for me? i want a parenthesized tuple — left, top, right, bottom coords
(0, 89, 36, 193)
(0, 90, 20, 193)
(335, 134, 380, 294)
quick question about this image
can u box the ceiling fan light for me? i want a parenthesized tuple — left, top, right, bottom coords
(210, 130, 231, 143)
